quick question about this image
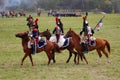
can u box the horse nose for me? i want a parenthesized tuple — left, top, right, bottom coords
(15, 34, 18, 37)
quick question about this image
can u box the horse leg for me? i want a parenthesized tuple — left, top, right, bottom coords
(77, 54, 80, 64)
(66, 51, 72, 63)
(46, 54, 51, 65)
(46, 51, 53, 65)
(73, 51, 78, 64)
(21, 53, 28, 66)
(82, 54, 88, 64)
(96, 49, 102, 63)
(28, 54, 34, 66)
(101, 49, 111, 63)
(52, 49, 56, 63)
(79, 53, 83, 61)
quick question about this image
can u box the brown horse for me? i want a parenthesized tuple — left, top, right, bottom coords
(64, 28, 111, 64)
(39, 29, 79, 64)
(15, 31, 61, 66)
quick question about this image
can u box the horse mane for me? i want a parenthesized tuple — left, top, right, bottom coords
(70, 29, 80, 41)
(40, 29, 52, 40)
(46, 29, 52, 37)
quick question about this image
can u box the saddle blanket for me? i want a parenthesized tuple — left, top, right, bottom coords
(62, 38, 69, 47)
(89, 36, 96, 46)
(28, 39, 47, 49)
(89, 40, 96, 46)
(80, 36, 96, 46)
(49, 35, 69, 47)
(37, 39, 47, 48)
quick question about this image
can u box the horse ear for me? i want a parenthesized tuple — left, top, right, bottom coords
(46, 29, 50, 32)
(70, 28, 72, 31)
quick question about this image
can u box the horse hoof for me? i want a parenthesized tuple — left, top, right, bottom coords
(53, 60, 56, 63)
(47, 62, 50, 65)
(74, 61, 77, 64)
(32, 64, 35, 66)
(66, 61, 69, 63)
(53, 61, 56, 63)
(107, 60, 111, 64)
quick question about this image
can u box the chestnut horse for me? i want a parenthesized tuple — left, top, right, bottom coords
(15, 31, 61, 66)
(64, 28, 111, 64)
(40, 29, 79, 64)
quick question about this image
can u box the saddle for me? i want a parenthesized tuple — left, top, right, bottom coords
(89, 36, 96, 46)
(80, 36, 96, 46)
(80, 36, 96, 53)
(28, 37, 47, 54)
(28, 37, 47, 48)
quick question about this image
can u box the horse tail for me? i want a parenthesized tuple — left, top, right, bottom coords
(104, 40, 111, 54)
(52, 42, 61, 53)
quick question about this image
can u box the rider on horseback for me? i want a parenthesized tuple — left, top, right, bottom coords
(55, 16, 64, 35)
(80, 20, 94, 43)
(53, 25, 62, 43)
(31, 23, 40, 43)
(29, 18, 42, 54)
(30, 23, 39, 54)
(80, 13, 94, 53)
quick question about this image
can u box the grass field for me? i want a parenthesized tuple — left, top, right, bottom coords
(0, 13, 120, 80)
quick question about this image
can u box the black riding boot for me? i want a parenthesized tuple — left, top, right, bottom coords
(31, 44, 36, 54)
(81, 42, 88, 53)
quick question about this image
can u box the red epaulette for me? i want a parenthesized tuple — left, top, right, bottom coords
(33, 29, 37, 32)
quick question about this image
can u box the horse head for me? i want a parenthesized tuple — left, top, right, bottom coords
(15, 31, 29, 39)
(39, 29, 51, 40)
(65, 28, 80, 41)
(64, 28, 73, 38)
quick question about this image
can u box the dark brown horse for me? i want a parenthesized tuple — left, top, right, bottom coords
(15, 31, 61, 66)
(64, 28, 111, 64)
(39, 29, 79, 64)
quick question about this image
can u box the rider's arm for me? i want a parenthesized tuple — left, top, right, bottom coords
(80, 30, 83, 35)
(80, 28, 85, 35)
(91, 29, 94, 34)
(52, 28, 56, 34)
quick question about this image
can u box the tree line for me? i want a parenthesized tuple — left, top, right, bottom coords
(2, 0, 120, 13)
